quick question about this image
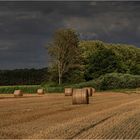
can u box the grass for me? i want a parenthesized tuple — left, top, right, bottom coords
(0, 84, 139, 95)
(0, 85, 64, 94)
(0, 85, 41, 94)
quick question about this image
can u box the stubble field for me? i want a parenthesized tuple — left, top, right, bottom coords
(0, 92, 140, 139)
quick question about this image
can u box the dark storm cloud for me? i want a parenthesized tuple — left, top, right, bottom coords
(0, 1, 140, 69)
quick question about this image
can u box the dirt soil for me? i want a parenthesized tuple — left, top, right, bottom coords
(0, 92, 140, 139)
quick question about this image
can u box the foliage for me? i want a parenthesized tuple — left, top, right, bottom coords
(47, 28, 82, 85)
(80, 40, 140, 77)
(63, 67, 85, 84)
(0, 39, 140, 88)
(58, 73, 140, 91)
(84, 48, 121, 80)
(130, 64, 140, 75)
(0, 68, 47, 86)
(96, 73, 140, 90)
(0, 73, 139, 94)
(0, 85, 41, 94)
(68, 73, 140, 91)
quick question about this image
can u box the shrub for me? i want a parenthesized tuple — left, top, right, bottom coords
(69, 73, 140, 91)
(96, 73, 140, 90)
(0, 73, 139, 94)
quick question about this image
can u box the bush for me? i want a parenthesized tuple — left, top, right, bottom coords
(68, 80, 99, 90)
(69, 73, 140, 91)
(97, 73, 140, 90)
(52, 73, 140, 91)
(130, 64, 140, 75)
(0, 73, 139, 94)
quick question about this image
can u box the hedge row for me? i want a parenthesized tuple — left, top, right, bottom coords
(96, 73, 140, 90)
(44, 73, 140, 92)
(0, 73, 140, 93)
(69, 73, 140, 90)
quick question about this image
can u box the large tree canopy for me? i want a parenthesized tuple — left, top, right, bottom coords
(47, 28, 82, 85)
(84, 48, 121, 80)
(80, 40, 140, 80)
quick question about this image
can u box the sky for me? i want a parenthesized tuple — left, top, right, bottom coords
(0, 1, 140, 70)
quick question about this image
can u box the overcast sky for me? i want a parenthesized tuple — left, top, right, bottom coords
(0, 1, 140, 70)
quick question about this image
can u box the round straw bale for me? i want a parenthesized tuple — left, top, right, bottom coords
(72, 89, 89, 104)
(14, 90, 23, 97)
(83, 87, 92, 96)
(92, 88, 96, 94)
(64, 88, 73, 96)
(37, 89, 44, 95)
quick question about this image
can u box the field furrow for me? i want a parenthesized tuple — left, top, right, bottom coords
(0, 92, 139, 139)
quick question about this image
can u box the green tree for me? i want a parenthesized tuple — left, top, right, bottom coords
(84, 48, 121, 80)
(47, 28, 81, 85)
(80, 40, 140, 75)
(130, 64, 140, 75)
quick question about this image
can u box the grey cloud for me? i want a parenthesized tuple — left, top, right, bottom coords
(0, 1, 140, 69)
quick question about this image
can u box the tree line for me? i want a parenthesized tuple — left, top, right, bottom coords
(0, 28, 140, 86)
(47, 28, 140, 85)
(0, 68, 47, 86)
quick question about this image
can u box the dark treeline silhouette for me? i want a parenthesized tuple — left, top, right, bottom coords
(0, 68, 48, 86)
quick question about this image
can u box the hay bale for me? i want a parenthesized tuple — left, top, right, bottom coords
(83, 87, 92, 96)
(65, 88, 73, 96)
(92, 88, 96, 94)
(72, 89, 89, 104)
(14, 90, 23, 97)
(37, 89, 44, 95)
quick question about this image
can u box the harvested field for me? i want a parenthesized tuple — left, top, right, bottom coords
(0, 92, 140, 139)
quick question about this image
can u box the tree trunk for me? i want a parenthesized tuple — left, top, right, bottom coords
(58, 63, 62, 85)
(58, 74, 62, 85)
(59, 73, 62, 85)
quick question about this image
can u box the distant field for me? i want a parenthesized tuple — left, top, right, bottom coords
(0, 92, 140, 139)
(0, 85, 64, 93)
(0, 85, 41, 93)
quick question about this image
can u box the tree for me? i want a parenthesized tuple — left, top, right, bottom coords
(130, 64, 140, 75)
(84, 48, 121, 80)
(47, 28, 81, 85)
